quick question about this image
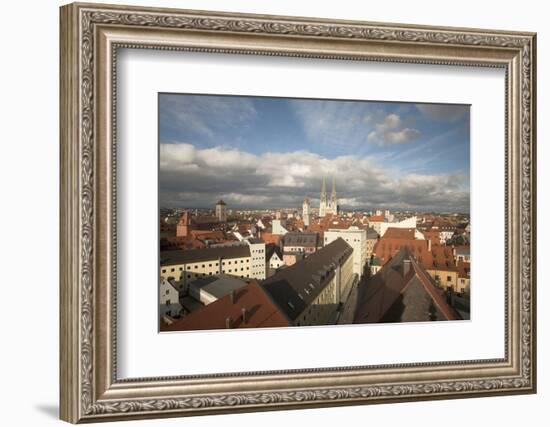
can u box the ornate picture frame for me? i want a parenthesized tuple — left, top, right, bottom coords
(60, 2, 536, 423)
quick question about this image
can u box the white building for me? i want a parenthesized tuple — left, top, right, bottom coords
(269, 249, 284, 270)
(159, 277, 183, 319)
(324, 226, 368, 279)
(272, 218, 289, 235)
(440, 230, 455, 242)
(379, 216, 418, 237)
(247, 238, 267, 279)
(215, 199, 227, 222)
(302, 197, 311, 227)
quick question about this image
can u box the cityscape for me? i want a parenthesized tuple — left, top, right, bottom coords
(159, 94, 470, 331)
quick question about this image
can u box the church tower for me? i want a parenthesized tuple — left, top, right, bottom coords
(302, 197, 311, 227)
(176, 211, 191, 237)
(319, 177, 327, 217)
(215, 199, 227, 222)
(330, 177, 338, 215)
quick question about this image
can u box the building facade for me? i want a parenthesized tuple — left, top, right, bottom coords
(271, 219, 289, 235)
(159, 277, 183, 319)
(215, 199, 227, 222)
(160, 245, 264, 288)
(262, 238, 354, 326)
(366, 227, 379, 261)
(324, 226, 368, 279)
(247, 238, 267, 280)
(176, 211, 191, 237)
(302, 197, 311, 227)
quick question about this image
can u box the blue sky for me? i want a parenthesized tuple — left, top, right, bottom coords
(159, 93, 470, 212)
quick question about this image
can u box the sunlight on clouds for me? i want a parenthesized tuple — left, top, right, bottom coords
(159, 143, 469, 212)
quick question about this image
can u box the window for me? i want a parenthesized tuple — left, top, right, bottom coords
(179, 267, 183, 271)
(165, 290, 169, 295)
(194, 265, 198, 269)
(202, 264, 205, 268)
(170, 268, 175, 272)
(187, 275, 191, 279)
(208, 263, 212, 267)
(447, 275, 452, 282)
(161, 269, 166, 273)
(166, 299, 170, 305)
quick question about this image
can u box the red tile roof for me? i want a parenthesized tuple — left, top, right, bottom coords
(161, 281, 290, 331)
(374, 237, 430, 267)
(260, 232, 282, 245)
(422, 230, 441, 246)
(383, 227, 416, 239)
(354, 248, 460, 322)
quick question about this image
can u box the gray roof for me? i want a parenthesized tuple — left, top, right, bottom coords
(190, 274, 248, 299)
(266, 243, 282, 260)
(283, 232, 320, 248)
(262, 238, 353, 320)
(366, 227, 379, 239)
(160, 246, 250, 266)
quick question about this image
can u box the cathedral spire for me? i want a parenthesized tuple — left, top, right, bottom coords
(320, 176, 327, 202)
(331, 176, 337, 202)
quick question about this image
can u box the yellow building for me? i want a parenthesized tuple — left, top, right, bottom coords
(426, 268, 458, 292)
(160, 246, 253, 289)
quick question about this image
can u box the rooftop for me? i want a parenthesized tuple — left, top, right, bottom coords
(283, 231, 320, 248)
(190, 274, 248, 300)
(161, 281, 290, 331)
(262, 238, 353, 320)
(160, 245, 250, 266)
(354, 248, 460, 323)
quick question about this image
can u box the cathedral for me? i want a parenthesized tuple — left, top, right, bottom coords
(319, 177, 338, 217)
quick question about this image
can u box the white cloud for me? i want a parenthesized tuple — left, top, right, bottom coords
(160, 143, 469, 212)
(367, 113, 422, 146)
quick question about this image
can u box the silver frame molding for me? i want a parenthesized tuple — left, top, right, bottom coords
(60, 2, 537, 423)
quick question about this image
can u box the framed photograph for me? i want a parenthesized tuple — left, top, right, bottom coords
(60, 2, 537, 423)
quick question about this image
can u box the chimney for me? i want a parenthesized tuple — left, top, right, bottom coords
(225, 316, 233, 329)
(241, 307, 248, 324)
(230, 289, 236, 304)
(427, 238, 432, 252)
(403, 259, 411, 277)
